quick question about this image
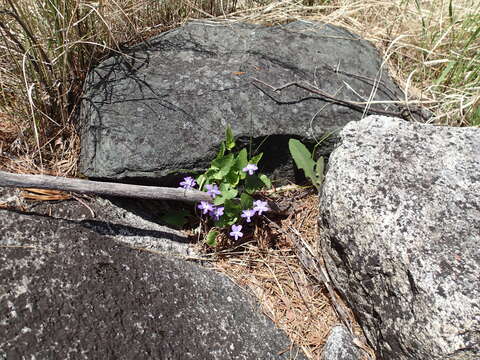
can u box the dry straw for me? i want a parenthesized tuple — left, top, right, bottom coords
(206, 188, 374, 359)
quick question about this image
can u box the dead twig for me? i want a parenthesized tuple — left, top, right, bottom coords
(288, 224, 353, 332)
(251, 78, 427, 121)
(0, 170, 212, 203)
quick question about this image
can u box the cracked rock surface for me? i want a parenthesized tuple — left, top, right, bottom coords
(319, 115, 480, 359)
(79, 20, 404, 184)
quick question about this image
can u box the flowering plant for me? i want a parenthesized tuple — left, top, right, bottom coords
(179, 125, 272, 246)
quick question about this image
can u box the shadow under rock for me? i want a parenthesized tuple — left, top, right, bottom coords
(79, 218, 192, 244)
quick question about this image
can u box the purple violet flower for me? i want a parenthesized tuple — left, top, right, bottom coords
(253, 200, 269, 215)
(241, 209, 256, 223)
(198, 201, 213, 215)
(179, 176, 197, 190)
(230, 225, 243, 240)
(242, 164, 258, 175)
(210, 206, 224, 221)
(205, 184, 221, 198)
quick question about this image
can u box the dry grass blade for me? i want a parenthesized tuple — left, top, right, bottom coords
(20, 188, 72, 201)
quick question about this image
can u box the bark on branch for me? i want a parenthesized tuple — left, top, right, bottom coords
(0, 171, 211, 203)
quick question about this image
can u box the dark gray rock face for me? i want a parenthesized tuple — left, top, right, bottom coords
(0, 187, 194, 256)
(79, 20, 405, 183)
(0, 204, 305, 359)
(323, 325, 362, 360)
(319, 116, 480, 359)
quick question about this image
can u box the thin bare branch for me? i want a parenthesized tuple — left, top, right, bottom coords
(251, 78, 432, 122)
(0, 171, 211, 202)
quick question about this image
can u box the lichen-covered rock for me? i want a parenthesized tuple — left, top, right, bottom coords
(0, 205, 305, 359)
(319, 116, 480, 359)
(79, 21, 406, 184)
(323, 325, 362, 360)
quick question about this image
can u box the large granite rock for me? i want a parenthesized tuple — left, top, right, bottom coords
(79, 20, 407, 184)
(0, 194, 305, 359)
(318, 115, 480, 359)
(323, 325, 362, 360)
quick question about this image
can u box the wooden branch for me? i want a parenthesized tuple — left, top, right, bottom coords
(0, 171, 212, 203)
(251, 77, 409, 119)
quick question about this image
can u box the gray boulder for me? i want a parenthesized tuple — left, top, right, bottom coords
(0, 197, 305, 359)
(79, 20, 407, 184)
(323, 325, 362, 360)
(319, 115, 480, 359)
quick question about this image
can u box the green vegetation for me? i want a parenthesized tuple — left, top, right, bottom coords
(408, 0, 480, 125)
(289, 139, 324, 192)
(180, 125, 272, 247)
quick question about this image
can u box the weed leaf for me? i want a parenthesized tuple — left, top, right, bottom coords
(225, 125, 235, 150)
(315, 157, 325, 187)
(240, 193, 254, 209)
(212, 153, 235, 177)
(245, 174, 265, 194)
(289, 139, 317, 188)
(160, 210, 190, 228)
(205, 230, 219, 247)
(249, 153, 263, 165)
(259, 174, 272, 189)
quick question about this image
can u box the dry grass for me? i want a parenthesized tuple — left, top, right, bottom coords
(0, 0, 249, 174)
(201, 188, 374, 359)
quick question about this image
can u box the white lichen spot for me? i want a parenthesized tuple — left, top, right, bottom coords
(7, 301, 17, 318)
(122, 264, 130, 271)
(11, 275, 31, 297)
(182, 122, 193, 130)
(134, 322, 145, 334)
